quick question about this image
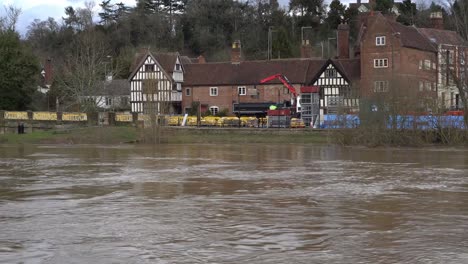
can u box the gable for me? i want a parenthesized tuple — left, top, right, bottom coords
(312, 63, 349, 86)
(129, 53, 173, 82)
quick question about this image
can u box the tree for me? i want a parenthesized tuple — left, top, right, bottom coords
(326, 0, 346, 31)
(375, 0, 394, 14)
(441, 0, 468, 127)
(63, 6, 80, 29)
(0, 30, 39, 110)
(99, 0, 115, 25)
(396, 0, 417, 25)
(0, 5, 21, 32)
(56, 29, 112, 112)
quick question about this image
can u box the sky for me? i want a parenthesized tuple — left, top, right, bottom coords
(1, 0, 356, 35)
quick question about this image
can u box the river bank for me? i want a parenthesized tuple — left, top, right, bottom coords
(0, 126, 329, 145)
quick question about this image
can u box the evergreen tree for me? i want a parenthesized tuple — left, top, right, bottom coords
(326, 0, 346, 31)
(0, 30, 39, 110)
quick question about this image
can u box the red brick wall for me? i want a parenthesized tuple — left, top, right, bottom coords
(360, 15, 437, 102)
(182, 84, 298, 114)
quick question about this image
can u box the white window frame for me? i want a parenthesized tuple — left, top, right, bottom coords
(374, 58, 388, 68)
(105, 97, 112, 106)
(209, 106, 219, 115)
(185, 88, 191, 96)
(210, 87, 218, 96)
(376, 36, 386, 46)
(238, 86, 246, 95)
(374, 81, 389, 92)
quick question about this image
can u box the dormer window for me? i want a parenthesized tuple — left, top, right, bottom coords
(376, 36, 386, 46)
(145, 64, 155, 72)
(175, 63, 181, 71)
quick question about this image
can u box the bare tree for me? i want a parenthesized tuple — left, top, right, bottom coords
(56, 29, 112, 112)
(439, 0, 468, 127)
(0, 5, 21, 32)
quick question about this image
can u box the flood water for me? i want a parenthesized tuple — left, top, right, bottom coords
(1, 143, 468, 264)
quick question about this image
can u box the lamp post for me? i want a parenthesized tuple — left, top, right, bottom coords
(268, 27, 277, 60)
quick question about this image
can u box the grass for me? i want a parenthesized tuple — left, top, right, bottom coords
(0, 126, 138, 145)
(0, 126, 329, 145)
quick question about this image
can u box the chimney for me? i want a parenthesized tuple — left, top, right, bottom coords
(44, 58, 53, 86)
(197, 55, 206, 64)
(231, 40, 242, 64)
(430, 12, 444, 30)
(337, 23, 350, 59)
(300, 39, 313, 58)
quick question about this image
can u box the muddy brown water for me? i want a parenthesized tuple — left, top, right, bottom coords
(0, 144, 467, 264)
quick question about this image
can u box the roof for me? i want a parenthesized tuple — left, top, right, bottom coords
(128, 51, 174, 82)
(357, 13, 437, 53)
(153, 52, 179, 74)
(83, 79, 130, 96)
(103, 79, 130, 96)
(386, 19, 437, 52)
(184, 58, 361, 87)
(332, 59, 361, 82)
(417, 28, 466, 46)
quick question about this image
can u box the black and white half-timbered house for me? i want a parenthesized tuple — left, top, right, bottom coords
(129, 51, 188, 114)
(309, 59, 361, 121)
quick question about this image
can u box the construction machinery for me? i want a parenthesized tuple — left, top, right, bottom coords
(260, 74, 320, 128)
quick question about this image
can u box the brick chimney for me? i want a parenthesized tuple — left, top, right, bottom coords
(44, 58, 53, 86)
(231, 40, 242, 64)
(430, 12, 444, 30)
(300, 39, 313, 58)
(337, 23, 350, 59)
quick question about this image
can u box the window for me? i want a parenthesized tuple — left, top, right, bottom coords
(175, 63, 182, 71)
(185, 88, 191, 96)
(144, 64, 155, 72)
(424, 60, 431, 70)
(374, 58, 388, 68)
(210, 87, 218, 96)
(374, 81, 389, 92)
(176, 83, 182, 91)
(325, 68, 337, 77)
(376, 36, 386, 46)
(238, 86, 246, 95)
(425, 82, 432, 91)
(209, 106, 219, 115)
(419, 81, 424, 92)
(105, 97, 112, 106)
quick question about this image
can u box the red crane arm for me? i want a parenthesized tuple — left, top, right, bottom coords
(259, 74, 297, 97)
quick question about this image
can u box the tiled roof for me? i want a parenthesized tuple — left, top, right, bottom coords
(184, 58, 361, 87)
(333, 59, 361, 82)
(184, 59, 320, 86)
(418, 28, 466, 46)
(103, 79, 130, 96)
(386, 20, 437, 52)
(154, 52, 179, 74)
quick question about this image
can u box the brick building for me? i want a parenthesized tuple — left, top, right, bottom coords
(358, 12, 438, 112)
(128, 7, 466, 123)
(357, 11, 467, 112)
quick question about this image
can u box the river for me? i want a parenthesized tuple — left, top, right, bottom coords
(1, 144, 467, 263)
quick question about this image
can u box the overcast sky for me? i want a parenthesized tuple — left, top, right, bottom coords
(2, 0, 357, 35)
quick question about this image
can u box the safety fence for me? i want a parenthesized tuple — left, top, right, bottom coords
(321, 114, 466, 130)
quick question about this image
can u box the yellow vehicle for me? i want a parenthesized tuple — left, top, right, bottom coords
(167, 116, 184, 126)
(201, 116, 221, 126)
(290, 118, 305, 128)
